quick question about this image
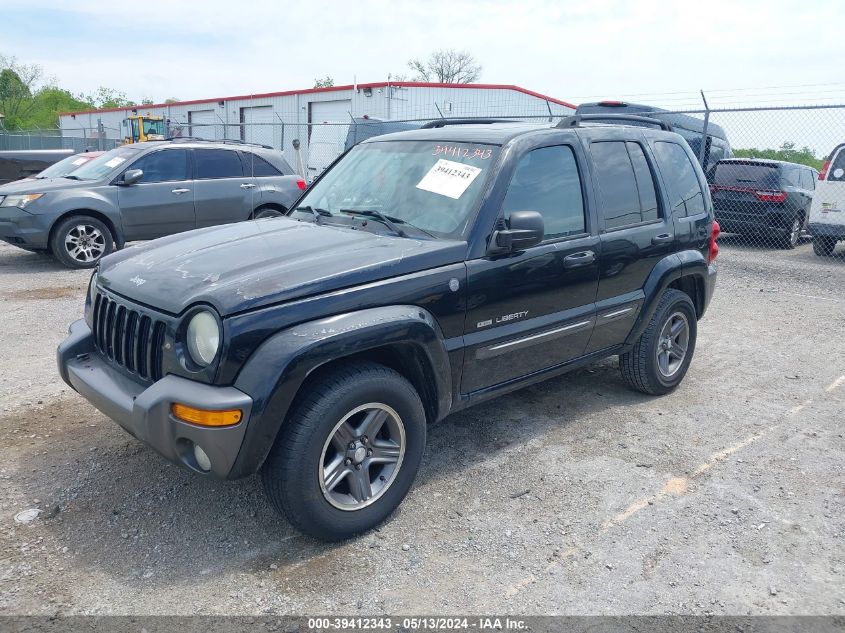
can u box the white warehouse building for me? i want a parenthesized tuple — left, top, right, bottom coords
(58, 81, 575, 177)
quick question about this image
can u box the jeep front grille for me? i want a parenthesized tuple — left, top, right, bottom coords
(92, 292, 166, 381)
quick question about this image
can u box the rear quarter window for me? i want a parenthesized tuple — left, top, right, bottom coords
(652, 141, 706, 216)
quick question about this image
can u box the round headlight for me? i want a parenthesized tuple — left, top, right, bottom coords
(186, 310, 220, 367)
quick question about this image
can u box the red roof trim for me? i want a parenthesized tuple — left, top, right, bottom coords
(59, 82, 576, 116)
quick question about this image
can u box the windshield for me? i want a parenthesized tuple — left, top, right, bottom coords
(69, 146, 142, 181)
(35, 154, 94, 179)
(295, 140, 500, 237)
(143, 119, 164, 136)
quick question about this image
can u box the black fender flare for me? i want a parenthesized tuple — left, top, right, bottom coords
(229, 305, 452, 477)
(624, 251, 710, 346)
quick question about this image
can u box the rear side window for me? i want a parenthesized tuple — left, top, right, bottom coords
(590, 141, 659, 230)
(134, 149, 189, 183)
(799, 169, 815, 190)
(194, 149, 243, 179)
(653, 141, 706, 216)
(501, 145, 585, 239)
(244, 153, 283, 177)
(829, 148, 845, 182)
(782, 166, 801, 187)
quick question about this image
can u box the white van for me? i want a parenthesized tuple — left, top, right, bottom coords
(809, 143, 845, 256)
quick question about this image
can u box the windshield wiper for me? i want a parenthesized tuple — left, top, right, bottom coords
(63, 175, 82, 180)
(340, 208, 405, 236)
(293, 205, 332, 224)
(341, 209, 437, 239)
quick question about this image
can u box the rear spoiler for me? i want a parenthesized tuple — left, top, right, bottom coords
(556, 114, 673, 132)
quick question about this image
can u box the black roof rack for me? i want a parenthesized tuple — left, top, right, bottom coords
(420, 118, 515, 129)
(555, 114, 673, 132)
(164, 137, 273, 150)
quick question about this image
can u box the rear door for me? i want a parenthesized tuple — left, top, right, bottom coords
(811, 145, 845, 228)
(709, 161, 780, 230)
(462, 142, 600, 393)
(116, 148, 194, 240)
(192, 148, 257, 228)
(585, 137, 675, 353)
(307, 100, 352, 181)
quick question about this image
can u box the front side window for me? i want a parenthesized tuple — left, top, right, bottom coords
(294, 140, 500, 237)
(591, 141, 658, 230)
(501, 145, 585, 239)
(194, 149, 243, 179)
(133, 150, 189, 183)
(653, 141, 706, 217)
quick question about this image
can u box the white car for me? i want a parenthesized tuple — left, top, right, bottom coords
(809, 143, 845, 256)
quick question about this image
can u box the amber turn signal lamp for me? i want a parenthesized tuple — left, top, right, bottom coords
(171, 403, 242, 427)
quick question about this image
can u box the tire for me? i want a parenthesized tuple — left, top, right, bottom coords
(252, 206, 285, 219)
(50, 215, 113, 269)
(813, 236, 836, 257)
(620, 289, 697, 396)
(261, 361, 426, 541)
(780, 217, 801, 250)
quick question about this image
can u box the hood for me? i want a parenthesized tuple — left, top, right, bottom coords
(0, 177, 95, 194)
(98, 218, 467, 316)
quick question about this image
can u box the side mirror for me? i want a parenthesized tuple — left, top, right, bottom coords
(120, 169, 143, 186)
(491, 210, 544, 253)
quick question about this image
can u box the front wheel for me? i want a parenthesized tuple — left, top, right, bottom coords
(50, 215, 113, 269)
(620, 289, 697, 396)
(262, 361, 426, 541)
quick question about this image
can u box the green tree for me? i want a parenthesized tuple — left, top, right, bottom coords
(28, 87, 93, 128)
(313, 76, 334, 88)
(0, 55, 43, 127)
(733, 142, 823, 170)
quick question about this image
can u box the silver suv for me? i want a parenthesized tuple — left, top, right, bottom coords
(0, 139, 305, 268)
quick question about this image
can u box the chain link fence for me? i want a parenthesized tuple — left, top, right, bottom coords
(3, 103, 844, 265)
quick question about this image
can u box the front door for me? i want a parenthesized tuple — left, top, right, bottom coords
(116, 148, 194, 240)
(192, 149, 258, 228)
(461, 144, 600, 394)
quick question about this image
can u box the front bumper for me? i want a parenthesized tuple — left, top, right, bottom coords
(57, 319, 253, 478)
(808, 222, 845, 240)
(0, 206, 50, 249)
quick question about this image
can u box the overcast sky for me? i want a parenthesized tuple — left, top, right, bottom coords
(3, 0, 844, 109)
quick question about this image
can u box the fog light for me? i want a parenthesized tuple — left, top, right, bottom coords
(193, 444, 212, 472)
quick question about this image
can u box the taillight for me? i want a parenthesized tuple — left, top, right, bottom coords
(598, 100, 626, 107)
(708, 221, 720, 264)
(754, 190, 787, 203)
(818, 159, 830, 181)
(296, 178, 307, 191)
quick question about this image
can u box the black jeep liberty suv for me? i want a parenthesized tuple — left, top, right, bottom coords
(58, 115, 719, 541)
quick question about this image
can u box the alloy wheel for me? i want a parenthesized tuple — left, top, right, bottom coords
(64, 224, 105, 263)
(319, 403, 406, 511)
(656, 311, 690, 378)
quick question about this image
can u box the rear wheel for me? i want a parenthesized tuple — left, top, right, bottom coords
(813, 236, 836, 256)
(261, 361, 426, 541)
(50, 215, 113, 269)
(780, 217, 801, 249)
(620, 289, 697, 396)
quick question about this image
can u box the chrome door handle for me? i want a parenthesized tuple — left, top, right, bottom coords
(652, 233, 673, 244)
(240, 183, 257, 189)
(171, 188, 190, 195)
(563, 250, 596, 268)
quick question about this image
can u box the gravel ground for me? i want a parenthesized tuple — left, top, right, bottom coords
(1, 237, 844, 615)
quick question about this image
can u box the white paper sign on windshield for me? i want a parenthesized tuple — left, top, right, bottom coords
(416, 159, 482, 200)
(71, 158, 88, 166)
(104, 157, 126, 168)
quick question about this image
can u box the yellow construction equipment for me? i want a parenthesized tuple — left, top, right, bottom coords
(122, 114, 166, 144)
